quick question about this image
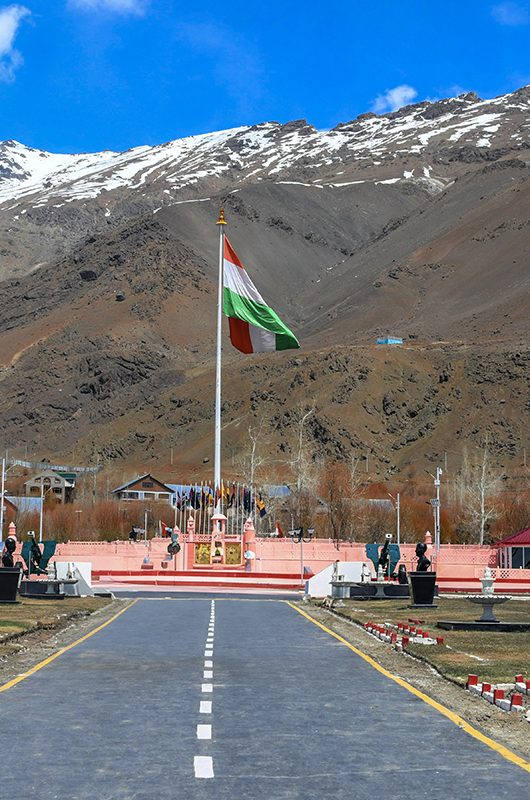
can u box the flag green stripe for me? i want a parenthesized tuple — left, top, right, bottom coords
(223, 287, 300, 349)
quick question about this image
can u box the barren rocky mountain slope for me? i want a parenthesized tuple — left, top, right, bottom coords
(0, 88, 528, 477)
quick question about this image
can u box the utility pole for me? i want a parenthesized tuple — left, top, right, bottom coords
(434, 467, 442, 551)
(0, 458, 5, 545)
(39, 482, 44, 543)
(396, 492, 400, 546)
(425, 467, 442, 552)
(387, 492, 401, 546)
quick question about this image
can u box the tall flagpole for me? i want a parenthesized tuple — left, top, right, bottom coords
(214, 208, 227, 512)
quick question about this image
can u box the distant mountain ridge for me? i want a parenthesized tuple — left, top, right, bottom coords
(1, 86, 529, 209)
(0, 86, 528, 474)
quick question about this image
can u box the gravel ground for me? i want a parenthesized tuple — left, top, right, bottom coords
(302, 602, 530, 761)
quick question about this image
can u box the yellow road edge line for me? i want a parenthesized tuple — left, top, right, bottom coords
(0, 599, 139, 695)
(286, 601, 530, 775)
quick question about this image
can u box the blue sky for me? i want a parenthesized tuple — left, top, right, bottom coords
(0, 0, 529, 153)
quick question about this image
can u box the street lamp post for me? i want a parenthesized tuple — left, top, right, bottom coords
(39, 482, 44, 543)
(0, 458, 6, 545)
(387, 492, 400, 546)
(435, 468, 442, 550)
(291, 526, 314, 588)
(425, 468, 443, 551)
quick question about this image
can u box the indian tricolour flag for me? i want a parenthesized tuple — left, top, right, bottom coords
(222, 236, 300, 354)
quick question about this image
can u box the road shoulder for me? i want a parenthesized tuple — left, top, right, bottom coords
(293, 602, 530, 763)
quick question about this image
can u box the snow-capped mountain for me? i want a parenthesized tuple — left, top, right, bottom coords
(0, 87, 528, 471)
(1, 87, 529, 210)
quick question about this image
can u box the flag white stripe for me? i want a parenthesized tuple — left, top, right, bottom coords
(249, 325, 276, 352)
(223, 259, 265, 305)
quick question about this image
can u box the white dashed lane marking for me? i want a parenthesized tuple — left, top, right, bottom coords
(195, 600, 215, 779)
(194, 756, 214, 779)
(197, 724, 212, 740)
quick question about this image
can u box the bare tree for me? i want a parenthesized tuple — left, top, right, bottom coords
(287, 406, 319, 532)
(235, 420, 270, 529)
(322, 461, 352, 549)
(349, 455, 365, 540)
(454, 443, 502, 544)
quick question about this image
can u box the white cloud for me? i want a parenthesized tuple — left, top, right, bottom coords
(68, 0, 148, 14)
(491, 2, 530, 25)
(0, 4, 30, 83)
(371, 85, 418, 114)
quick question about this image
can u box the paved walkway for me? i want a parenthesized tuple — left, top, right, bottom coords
(1, 598, 529, 799)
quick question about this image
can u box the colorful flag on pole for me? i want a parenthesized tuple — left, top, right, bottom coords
(159, 521, 173, 537)
(223, 236, 300, 354)
(243, 487, 251, 513)
(256, 493, 267, 518)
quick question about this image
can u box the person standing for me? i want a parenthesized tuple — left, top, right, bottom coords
(244, 547, 255, 572)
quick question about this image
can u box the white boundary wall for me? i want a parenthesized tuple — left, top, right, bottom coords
(307, 561, 371, 597)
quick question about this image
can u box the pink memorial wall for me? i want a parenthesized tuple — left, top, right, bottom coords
(44, 536, 530, 592)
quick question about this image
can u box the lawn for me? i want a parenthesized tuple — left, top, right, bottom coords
(322, 597, 530, 685)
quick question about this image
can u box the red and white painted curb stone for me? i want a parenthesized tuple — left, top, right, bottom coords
(466, 674, 528, 716)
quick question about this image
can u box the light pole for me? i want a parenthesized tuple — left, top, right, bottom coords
(387, 492, 400, 545)
(39, 482, 45, 543)
(0, 459, 18, 544)
(425, 468, 442, 551)
(291, 526, 314, 588)
(0, 458, 6, 545)
(435, 467, 442, 550)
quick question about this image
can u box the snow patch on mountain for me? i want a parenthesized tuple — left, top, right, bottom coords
(0, 88, 529, 209)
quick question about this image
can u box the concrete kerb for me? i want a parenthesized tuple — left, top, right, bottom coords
(466, 673, 529, 717)
(363, 619, 443, 649)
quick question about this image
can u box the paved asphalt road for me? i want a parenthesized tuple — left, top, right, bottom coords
(1, 598, 529, 799)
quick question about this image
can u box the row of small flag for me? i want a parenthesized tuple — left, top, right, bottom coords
(174, 483, 267, 517)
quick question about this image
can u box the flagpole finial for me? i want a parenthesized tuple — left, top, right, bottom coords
(216, 207, 227, 226)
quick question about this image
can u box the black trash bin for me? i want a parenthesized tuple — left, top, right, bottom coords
(408, 571, 437, 606)
(0, 567, 21, 604)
